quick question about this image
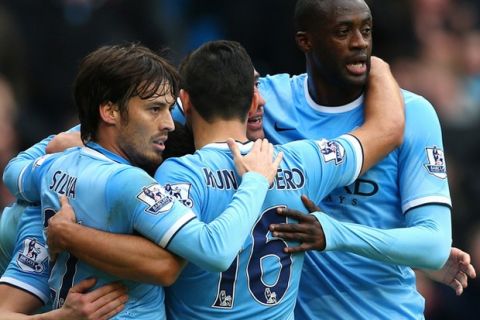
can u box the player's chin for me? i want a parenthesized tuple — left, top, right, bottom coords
(345, 72, 368, 86)
(143, 151, 164, 168)
(247, 129, 266, 141)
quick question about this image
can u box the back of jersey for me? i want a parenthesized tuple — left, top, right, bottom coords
(34, 147, 166, 320)
(157, 138, 361, 319)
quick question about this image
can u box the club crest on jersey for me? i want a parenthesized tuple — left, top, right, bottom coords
(424, 146, 447, 179)
(318, 139, 345, 165)
(17, 238, 48, 273)
(137, 184, 174, 214)
(164, 183, 193, 208)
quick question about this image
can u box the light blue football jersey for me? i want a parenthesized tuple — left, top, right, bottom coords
(1, 125, 81, 272)
(1, 131, 59, 274)
(0, 205, 50, 306)
(13, 142, 193, 319)
(12, 140, 273, 319)
(156, 136, 363, 320)
(259, 73, 452, 319)
(0, 202, 26, 273)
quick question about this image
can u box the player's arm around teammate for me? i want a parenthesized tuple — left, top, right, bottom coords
(0, 277, 127, 320)
(270, 57, 452, 269)
(277, 195, 475, 295)
(0, 128, 128, 319)
(44, 137, 282, 282)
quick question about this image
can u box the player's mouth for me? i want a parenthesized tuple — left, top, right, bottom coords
(345, 56, 368, 76)
(152, 136, 167, 152)
(247, 114, 263, 131)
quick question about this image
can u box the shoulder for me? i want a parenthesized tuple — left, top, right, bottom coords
(158, 153, 198, 173)
(155, 153, 203, 182)
(110, 164, 151, 182)
(401, 90, 444, 142)
(402, 89, 437, 117)
(260, 73, 306, 90)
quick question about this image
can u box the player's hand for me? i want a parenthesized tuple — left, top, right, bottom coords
(422, 247, 476, 295)
(60, 278, 128, 320)
(228, 138, 283, 185)
(300, 194, 321, 213)
(46, 131, 83, 154)
(269, 207, 326, 252)
(46, 195, 77, 261)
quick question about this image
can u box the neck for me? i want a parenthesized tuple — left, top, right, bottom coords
(191, 115, 248, 150)
(306, 63, 364, 106)
(96, 124, 126, 159)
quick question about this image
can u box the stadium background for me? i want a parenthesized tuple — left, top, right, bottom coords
(0, 0, 478, 318)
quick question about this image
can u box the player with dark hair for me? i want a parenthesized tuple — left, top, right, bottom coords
(40, 37, 403, 319)
(257, 0, 456, 318)
(155, 39, 404, 319)
(0, 131, 130, 319)
(4, 42, 282, 319)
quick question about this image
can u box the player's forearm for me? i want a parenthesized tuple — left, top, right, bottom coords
(4, 126, 80, 196)
(0, 312, 44, 320)
(0, 308, 92, 320)
(0, 312, 38, 320)
(3, 134, 53, 189)
(59, 222, 184, 285)
(45, 126, 82, 154)
(314, 204, 451, 269)
(168, 172, 269, 272)
(351, 57, 404, 175)
(0, 305, 55, 320)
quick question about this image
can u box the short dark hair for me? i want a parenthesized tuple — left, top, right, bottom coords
(179, 40, 254, 122)
(294, 0, 328, 32)
(74, 43, 179, 143)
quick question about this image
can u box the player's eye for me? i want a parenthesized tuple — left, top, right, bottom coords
(335, 26, 349, 37)
(361, 26, 371, 36)
(150, 107, 161, 114)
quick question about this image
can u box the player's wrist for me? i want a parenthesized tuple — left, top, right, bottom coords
(53, 219, 79, 251)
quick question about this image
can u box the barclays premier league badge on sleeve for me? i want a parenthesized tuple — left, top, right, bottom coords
(137, 184, 175, 214)
(424, 146, 447, 179)
(318, 139, 345, 165)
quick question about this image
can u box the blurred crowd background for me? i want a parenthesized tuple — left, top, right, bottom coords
(0, 0, 479, 318)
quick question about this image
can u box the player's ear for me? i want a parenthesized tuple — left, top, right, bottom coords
(179, 89, 192, 116)
(296, 31, 312, 53)
(99, 101, 119, 125)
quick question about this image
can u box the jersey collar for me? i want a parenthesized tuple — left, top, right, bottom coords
(202, 140, 254, 154)
(84, 141, 131, 165)
(304, 76, 364, 113)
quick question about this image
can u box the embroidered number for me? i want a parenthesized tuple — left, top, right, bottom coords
(43, 208, 78, 308)
(213, 206, 292, 308)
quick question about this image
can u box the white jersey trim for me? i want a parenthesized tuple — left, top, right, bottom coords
(176, 97, 184, 114)
(402, 196, 452, 213)
(0, 276, 49, 304)
(203, 141, 255, 154)
(159, 210, 197, 247)
(82, 147, 116, 163)
(17, 165, 34, 202)
(304, 76, 364, 113)
(339, 134, 363, 184)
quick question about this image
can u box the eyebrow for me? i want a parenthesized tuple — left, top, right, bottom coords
(336, 15, 372, 26)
